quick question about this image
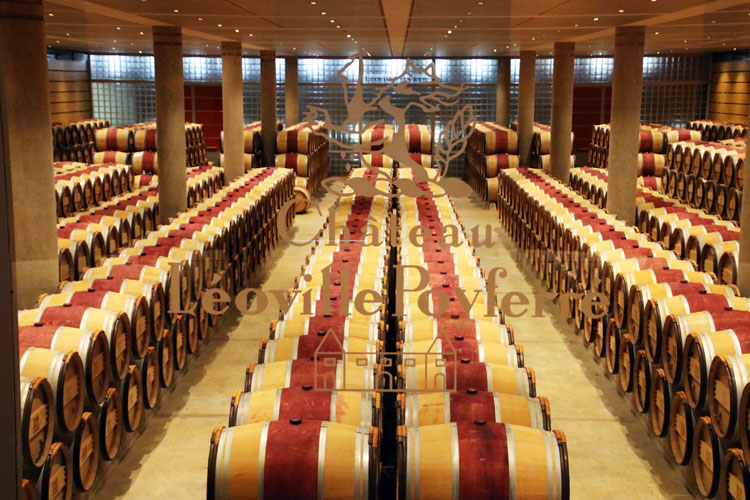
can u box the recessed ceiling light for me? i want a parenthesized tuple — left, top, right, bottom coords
(140, 31, 144, 35)
(55, 40, 60, 43)
(531, 37, 535, 40)
(139, 50, 143, 54)
(113, 39, 117, 42)
(235, 29, 239, 32)
(656, 51, 660, 54)
(249, 33, 253, 36)
(654, 31, 659, 35)
(293, 47, 296, 50)
(478, 1, 483, 4)
(448, 30, 452, 34)
(48, 13, 53, 16)
(116, 26, 121, 30)
(310, 1, 316, 4)
(218, 23, 222, 27)
(173, 9, 179, 13)
(112, 47, 116, 50)
(321, 11, 326, 15)
(330, 19, 335, 23)
(493, 49, 497, 52)
(346, 34, 351, 38)
(593, 17, 599, 21)
(505, 45, 509, 48)
(66, 32, 70, 36)
(198, 17, 203, 21)
(618, 9, 624, 13)
(683, 39, 687, 43)
(734, 47, 738, 50)
(574, 23, 579, 27)
(712, 20, 716, 23)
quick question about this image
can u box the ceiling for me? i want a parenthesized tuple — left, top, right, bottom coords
(43, 0, 750, 57)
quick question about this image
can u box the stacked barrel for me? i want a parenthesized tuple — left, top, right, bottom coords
(465, 122, 519, 202)
(275, 121, 330, 210)
(510, 122, 576, 172)
(220, 121, 260, 172)
(207, 166, 387, 500)
(52, 118, 108, 163)
(54, 162, 135, 218)
(394, 166, 569, 500)
(662, 139, 745, 222)
(504, 166, 750, 497)
(403, 123, 433, 170)
(689, 120, 748, 142)
(589, 123, 698, 173)
(21, 166, 294, 497)
(94, 122, 207, 169)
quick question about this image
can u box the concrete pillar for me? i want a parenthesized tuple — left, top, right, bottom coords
(550, 42, 576, 183)
(737, 112, 750, 294)
(496, 57, 510, 126)
(221, 41, 244, 182)
(605, 26, 645, 226)
(285, 58, 299, 127)
(0, 1, 48, 495)
(153, 26, 187, 223)
(260, 50, 277, 167)
(518, 51, 536, 166)
(0, 0, 59, 308)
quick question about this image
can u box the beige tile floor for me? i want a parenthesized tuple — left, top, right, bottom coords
(91, 191, 695, 500)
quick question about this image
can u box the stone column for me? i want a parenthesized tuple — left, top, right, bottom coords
(550, 42, 576, 183)
(606, 26, 645, 226)
(285, 58, 299, 127)
(153, 26, 187, 223)
(0, 0, 59, 308)
(496, 57, 510, 126)
(518, 51, 536, 166)
(0, 1, 49, 495)
(221, 41, 244, 181)
(260, 50, 277, 167)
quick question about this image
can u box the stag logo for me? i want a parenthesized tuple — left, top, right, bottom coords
(303, 55, 475, 199)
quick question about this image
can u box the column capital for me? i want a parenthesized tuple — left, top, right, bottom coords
(553, 42, 576, 56)
(520, 50, 536, 59)
(153, 26, 182, 45)
(615, 25, 645, 46)
(260, 50, 276, 61)
(221, 41, 243, 57)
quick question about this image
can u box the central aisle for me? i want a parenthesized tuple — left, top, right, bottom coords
(98, 191, 690, 500)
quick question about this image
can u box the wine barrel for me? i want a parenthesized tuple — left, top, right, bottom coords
(57, 247, 74, 283)
(245, 359, 375, 393)
(59, 278, 165, 345)
(638, 153, 667, 176)
(157, 332, 175, 389)
(170, 314, 188, 371)
(719, 250, 739, 285)
(20, 377, 54, 470)
(612, 269, 715, 330)
(120, 364, 143, 433)
(405, 123, 433, 154)
(669, 391, 696, 466)
(18, 325, 109, 405)
(399, 360, 535, 396)
(70, 411, 99, 492)
(708, 354, 750, 439)
(93, 150, 131, 166)
(133, 128, 157, 151)
(633, 349, 652, 413)
(229, 387, 377, 428)
(728, 188, 742, 222)
(19, 348, 84, 437)
(292, 186, 311, 214)
(644, 294, 750, 363)
(404, 338, 522, 367)
(400, 318, 513, 345)
(258, 335, 376, 364)
(618, 334, 636, 392)
(57, 228, 106, 267)
(640, 128, 665, 153)
(208, 420, 378, 500)
(484, 154, 519, 177)
(627, 282, 735, 344)
(683, 329, 750, 410)
(37, 442, 73, 500)
(98, 387, 123, 461)
(718, 448, 750, 500)
(693, 416, 725, 498)
(136, 346, 159, 410)
(397, 422, 569, 500)
(95, 127, 135, 152)
(649, 368, 673, 437)
(275, 153, 310, 176)
(132, 151, 158, 174)
(93, 260, 187, 313)
(398, 389, 550, 430)
(702, 241, 739, 277)
(19, 306, 131, 383)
